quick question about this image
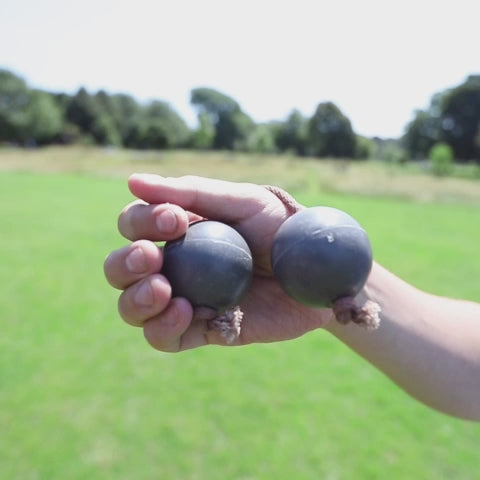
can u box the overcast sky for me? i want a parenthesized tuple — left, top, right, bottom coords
(1, 0, 479, 138)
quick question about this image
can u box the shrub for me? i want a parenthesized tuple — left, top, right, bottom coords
(355, 135, 376, 159)
(429, 142, 454, 176)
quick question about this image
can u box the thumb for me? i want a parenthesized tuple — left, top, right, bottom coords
(128, 173, 270, 222)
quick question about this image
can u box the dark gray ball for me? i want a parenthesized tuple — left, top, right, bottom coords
(271, 207, 373, 307)
(162, 221, 253, 311)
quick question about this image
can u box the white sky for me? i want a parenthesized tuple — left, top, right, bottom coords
(1, 0, 479, 138)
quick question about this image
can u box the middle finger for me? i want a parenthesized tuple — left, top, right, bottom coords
(118, 273, 172, 326)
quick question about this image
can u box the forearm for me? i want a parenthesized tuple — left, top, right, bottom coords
(326, 262, 480, 421)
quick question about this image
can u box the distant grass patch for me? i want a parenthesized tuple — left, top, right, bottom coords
(1, 154, 480, 479)
(1, 146, 480, 204)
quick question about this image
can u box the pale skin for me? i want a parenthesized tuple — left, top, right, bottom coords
(104, 173, 480, 421)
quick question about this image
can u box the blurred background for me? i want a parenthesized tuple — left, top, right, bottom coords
(1, 1, 479, 478)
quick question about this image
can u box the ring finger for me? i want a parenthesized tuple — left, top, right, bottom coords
(118, 273, 172, 327)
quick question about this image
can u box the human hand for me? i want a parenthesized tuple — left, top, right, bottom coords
(104, 174, 334, 352)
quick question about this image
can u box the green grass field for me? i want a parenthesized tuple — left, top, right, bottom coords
(1, 148, 479, 479)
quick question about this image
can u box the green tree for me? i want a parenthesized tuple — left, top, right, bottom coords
(307, 102, 356, 158)
(402, 109, 441, 159)
(245, 123, 277, 153)
(112, 94, 143, 146)
(66, 88, 127, 145)
(134, 100, 190, 149)
(0, 69, 31, 142)
(190, 87, 254, 150)
(354, 135, 376, 160)
(275, 109, 308, 155)
(190, 87, 239, 120)
(191, 113, 215, 149)
(0, 70, 63, 144)
(403, 77, 480, 162)
(219, 110, 255, 151)
(24, 90, 63, 144)
(65, 88, 100, 142)
(94, 91, 145, 146)
(441, 75, 480, 161)
(91, 114, 122, 146)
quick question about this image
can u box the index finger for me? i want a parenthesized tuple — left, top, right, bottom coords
(128, 173, 270, 222)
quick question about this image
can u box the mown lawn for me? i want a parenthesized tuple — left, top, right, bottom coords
(1, 151, 479, 479)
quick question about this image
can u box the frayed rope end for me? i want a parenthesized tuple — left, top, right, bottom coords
(332, 297, 381, 330)
(207, 305, 244, 344)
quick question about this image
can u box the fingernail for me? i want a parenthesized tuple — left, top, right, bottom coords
(133, 173, 164, 183)
(156, 209, 177, 233)
(134, 281, 154, 307)
(126, 247, 147, 274)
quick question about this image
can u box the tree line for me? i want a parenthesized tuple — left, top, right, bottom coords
(403, 74, 480, 162)
(0, 68, 479, 162)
